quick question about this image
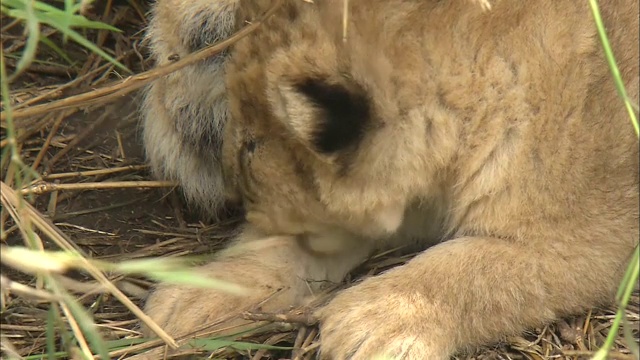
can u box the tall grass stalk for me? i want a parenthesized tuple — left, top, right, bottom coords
(588, 0, 640, 359)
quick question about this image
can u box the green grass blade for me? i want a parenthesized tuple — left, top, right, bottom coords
(187, 339, 293, 352)
(38, 36, 75, 65)
(50, 302, 74, 360)
(46, 306, 58, 360)
(59, 291, 109, 360)
(11, 0, 40, 81)
(111, 257, 247, 294)
(616, 245, 639, 301)
(45, 25, 129, 73)
(2, 0, 119, 31)
(588, 0, 639, 137)
(24, 352, 69, 360)
(36, 11, 121, 31)
(145, 270, 247, 294)
(2, 0, 128, 73)
(62, 0, 74, 41)
(622, 314, 640, 359)
(104, 338, 148, 349)
(592, 246, 640, 360)
(587, 1, 639, 359)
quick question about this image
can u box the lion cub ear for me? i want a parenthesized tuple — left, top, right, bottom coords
(270, 77, 373, 155)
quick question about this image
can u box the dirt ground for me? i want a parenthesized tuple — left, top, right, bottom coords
(1, 1, 638, 360)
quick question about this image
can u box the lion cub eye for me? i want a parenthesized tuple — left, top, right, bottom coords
(245, 139, 256, 154)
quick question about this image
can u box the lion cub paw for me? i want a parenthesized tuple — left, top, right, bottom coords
(142, 260, 299, 338)
(317, 276, 452, 360)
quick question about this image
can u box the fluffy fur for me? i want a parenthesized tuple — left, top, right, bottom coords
(141, 0, 639, 358)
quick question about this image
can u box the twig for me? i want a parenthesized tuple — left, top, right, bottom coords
(21, 180, 178, 195)
(0, 275, 60, 302)
(55, 275, 147, 299)
(294, 326, 307, 348)
(0, 335, 24, 360)
(42, 164, 148, 180)
(1, 224, 19, 241)
(15, 62, 78, 77)
(169, 190, 187, 229)
(0, 0, 285, 121)
(241, 310, 318, 327)
(115, 130, 126, 159)
(1, 182, 179, 348)
(251, 333, 291, 360)
(342, 0, 349, 42)
(11, 51, 135, 111)
(48, 281, 95, 360)
(296, 342, 320, 359)
(52, 198, 142, 221)
(54, 222, 116, 236)
(44, 105, 115, 171)
(30, 110, 72, 170)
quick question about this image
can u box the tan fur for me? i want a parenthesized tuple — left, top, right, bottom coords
(142, 0, 639, 358)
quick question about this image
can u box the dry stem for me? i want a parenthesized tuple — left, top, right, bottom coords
(242, 310, 318, 327)
(21, 180, 177, 195)
(1, 182, 179, 349)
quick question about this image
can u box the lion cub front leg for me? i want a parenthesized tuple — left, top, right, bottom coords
(143, 227, 369, 338)
(318, 235, 629, 359)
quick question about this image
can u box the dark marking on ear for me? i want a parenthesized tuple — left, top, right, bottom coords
(295, 78, 371, 153)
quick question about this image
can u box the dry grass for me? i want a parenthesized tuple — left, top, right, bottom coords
(1, 1, 638, 359)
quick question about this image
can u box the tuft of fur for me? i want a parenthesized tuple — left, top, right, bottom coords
(141, 0, 238, 214)
(141, 0, 639, 359)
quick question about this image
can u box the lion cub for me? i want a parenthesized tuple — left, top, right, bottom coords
(141, 0, 639, 358)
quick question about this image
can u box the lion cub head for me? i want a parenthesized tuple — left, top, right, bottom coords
(145, 0, 466, 250)
(213, 1, 441, 248)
